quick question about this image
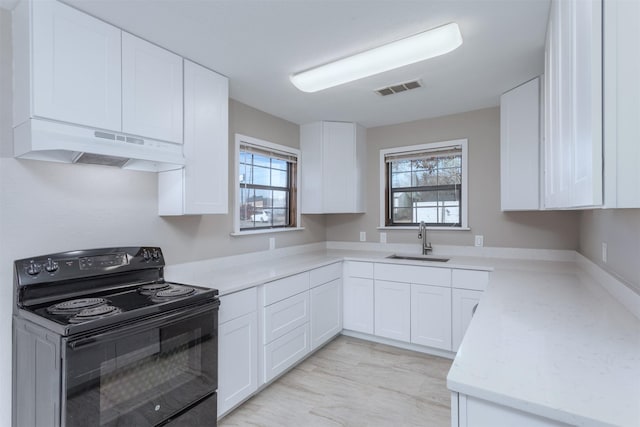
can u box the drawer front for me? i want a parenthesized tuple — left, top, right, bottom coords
(263, 272, 309, 306)
(263, 291, 310, 344)
(375, 263, 451, 286)
(452, 269, 489, 291)
(345, 261, 374, 279)
(309, 262, 342, 288)
(219, 287, 257, 324)
(263, 323, 310, 383)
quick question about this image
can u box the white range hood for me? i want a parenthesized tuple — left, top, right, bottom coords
(14, 118, 185, 172)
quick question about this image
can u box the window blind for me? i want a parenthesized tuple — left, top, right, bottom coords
(240, 142, 298, 164)
(384, 145, 462, 163)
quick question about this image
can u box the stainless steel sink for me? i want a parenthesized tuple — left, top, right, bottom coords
(386, 254, 450, 263)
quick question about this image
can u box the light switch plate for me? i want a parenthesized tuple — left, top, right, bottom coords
(359, 231, 366, 242)
(474, 235, 484, 247)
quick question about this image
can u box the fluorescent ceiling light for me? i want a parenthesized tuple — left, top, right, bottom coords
(290, 22, 463, 93)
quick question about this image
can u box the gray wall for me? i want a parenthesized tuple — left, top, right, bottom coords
(326, 107, 581, 250)
(579, 209, 640, 292)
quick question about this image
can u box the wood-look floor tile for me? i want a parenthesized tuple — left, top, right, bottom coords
(219, 336, 452, 427)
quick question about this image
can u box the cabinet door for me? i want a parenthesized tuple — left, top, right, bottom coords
(322, 121, 356, 213)
(410, 284, 452, 350)
(30, 0, 121, 130)
(544, 0, 602, 209)
(310, 279, 342, 350)
(603, 0, 640, 208)
(374, 280, 410, 342)
(218, 312, 258, 417)
(263, 323, 310, 383)
(122, 32, 183, 143)
(343, 277, 374, 334)
(452, 289, 482, 352)
(158, 61, 228, 215)
(500, 78, 540, 211)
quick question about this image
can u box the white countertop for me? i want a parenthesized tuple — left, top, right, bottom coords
(165, 245, 640, 426)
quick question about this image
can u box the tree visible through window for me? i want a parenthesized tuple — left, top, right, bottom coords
(239, 143, 297, 231)
(383, 141, 467, 227)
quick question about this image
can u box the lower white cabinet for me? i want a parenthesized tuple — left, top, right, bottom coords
(410, 284, 452, 350)
(453, 393, 570, 427)
(374, 280, 411, 342)
(343, 276, 374, 334)
(310, 278, 342, 350)
(218, 312, 258, 416)
(263, 323, 310, 383)
(218, 288, 258, 417)
(452, 289, 483, 352)
(263, 291, 309, 344)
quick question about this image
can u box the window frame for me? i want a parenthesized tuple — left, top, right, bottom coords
(233, 134, 302, 235)
(379, 139, 469, 230)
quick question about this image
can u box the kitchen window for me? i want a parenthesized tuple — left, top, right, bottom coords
(233, 134, 301, 234)
(380, 139, 468, 229)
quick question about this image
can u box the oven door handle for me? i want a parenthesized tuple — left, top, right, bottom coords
(68, 301, 218, 349)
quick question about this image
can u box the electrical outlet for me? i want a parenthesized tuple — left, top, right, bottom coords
(359, 231, 366, 242)
(602, 242, 607, 263)
(269, 237, 275, 250)
(474, 235, 484, 247)
(380, 232, 387, 244)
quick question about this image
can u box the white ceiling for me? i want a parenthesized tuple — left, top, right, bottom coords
(7, 0, 551, 128)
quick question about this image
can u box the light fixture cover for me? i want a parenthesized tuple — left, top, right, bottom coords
(290, 22, 463, 93)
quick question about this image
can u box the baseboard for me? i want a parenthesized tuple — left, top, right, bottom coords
(341, 330, 456, 360)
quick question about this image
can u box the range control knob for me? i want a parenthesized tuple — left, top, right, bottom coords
(151, 249, 161, 261)
(44, 258, 59, 273)
(26, 261, 42, 276)
(142, 248, 151, 261)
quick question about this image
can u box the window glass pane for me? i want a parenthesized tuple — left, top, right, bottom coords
(271, 158, 287, 171)
(415, 207, 438, 223)
(438, 155, 461, 168)
(438, 189, 459, 202)
(252, 166, 270, 186)
(392, 192, 413, 208)
(253, 154, 271, 168)
(413, 170, 437, 187)
(438, 168, 461, 185)
(392, 207, 413, 223)
(391, 160, 412, 173)
(272, 208, 288, 226)
(272, 190, 288, 208)
(442, 204, 460, 224)
(271, 169, 288, 188)
(254, 189, 271, 208)
(412, 158, 437, 171)
(239, 162, 249, 184)
(391, 172, 411, 188)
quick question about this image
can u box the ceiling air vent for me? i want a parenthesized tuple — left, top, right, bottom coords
(375, 80, 422, 96)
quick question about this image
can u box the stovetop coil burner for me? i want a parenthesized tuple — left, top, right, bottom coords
(69, 305, 122, 323)
(47, 297, 107, 314)
(138, 283, 171, 295)
(155, 286, 196, 298)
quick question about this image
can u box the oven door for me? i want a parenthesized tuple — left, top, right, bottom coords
(62, 302, 218, 427)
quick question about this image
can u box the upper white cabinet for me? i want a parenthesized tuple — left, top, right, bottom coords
(13, 0, 122, 130)
(544, 0, 602, 209)
(500, 77, 542, 211)
(300, 121, 367, 214)
(121, 32, 183, 144)
(158, 61, 229, 215)
(603, 0, 640, 208)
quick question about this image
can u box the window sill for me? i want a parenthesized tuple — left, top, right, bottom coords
(377, 226, 471, 231)
(230, 227, 305, 237)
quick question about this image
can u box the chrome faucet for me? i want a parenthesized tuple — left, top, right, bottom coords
(418, 221, 433, 255)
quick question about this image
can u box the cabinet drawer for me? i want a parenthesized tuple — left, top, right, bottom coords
(263, 323, 310, 383)
(310, 262, 342, 288)
(263, 292, 309, 344)
(219, 287, 257, 324)
(263, 272, 309, 306)
(375, 263, 451, 286)
(345, 261, 374, 279)
(452, 269, 489, 291)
